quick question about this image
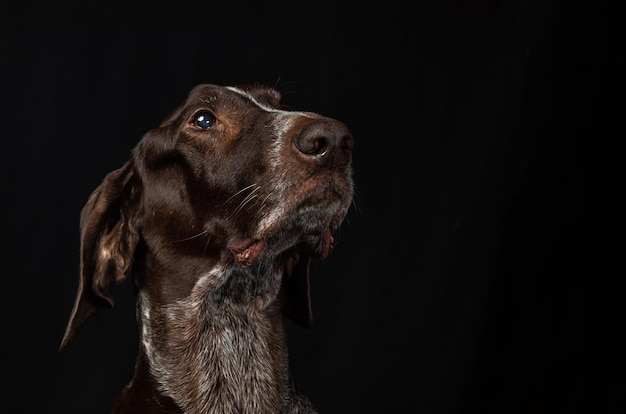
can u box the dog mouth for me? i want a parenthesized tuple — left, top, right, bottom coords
(228, 181, 351, 268)
(230, 238, 266, 268)
(229, 227, 336, 269)
(297, 227, 336, 259)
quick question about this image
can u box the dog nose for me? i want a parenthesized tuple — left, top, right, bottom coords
(293, 119, 354, 170)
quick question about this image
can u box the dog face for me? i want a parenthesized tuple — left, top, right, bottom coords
(136, 84, 354, 268)
(60, 84, 354, 350)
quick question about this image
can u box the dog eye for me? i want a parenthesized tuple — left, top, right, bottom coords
(192, 111, 216, 129)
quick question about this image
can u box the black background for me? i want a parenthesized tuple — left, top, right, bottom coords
(1, 1, 621, 413)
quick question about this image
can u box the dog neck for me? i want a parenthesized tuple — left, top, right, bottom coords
(136, 260, 290, 414)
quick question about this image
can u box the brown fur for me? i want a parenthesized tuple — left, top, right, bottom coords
(60, 84, 354, 413)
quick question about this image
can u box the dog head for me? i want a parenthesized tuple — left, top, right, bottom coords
(60, 84, 354, 350)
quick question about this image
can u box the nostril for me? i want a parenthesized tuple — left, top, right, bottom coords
(298, 136, 329, 156)
(341, 134, 354, 151)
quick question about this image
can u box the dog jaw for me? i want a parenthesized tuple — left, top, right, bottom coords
(229, 225, 337, 269)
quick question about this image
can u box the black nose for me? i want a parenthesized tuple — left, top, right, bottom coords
(293, 119, 354, 170)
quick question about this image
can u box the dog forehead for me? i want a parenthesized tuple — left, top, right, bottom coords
(185, 84, 281, 112)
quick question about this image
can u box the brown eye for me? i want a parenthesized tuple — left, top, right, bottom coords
(193, 111, 216, 129)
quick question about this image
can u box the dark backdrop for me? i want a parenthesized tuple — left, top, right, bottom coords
(1, 1, 620, 413)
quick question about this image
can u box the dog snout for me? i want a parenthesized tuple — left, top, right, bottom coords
(293, 119, 353, 170)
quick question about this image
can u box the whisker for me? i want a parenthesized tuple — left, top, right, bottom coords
(223, 184, 258, 206)
(260, 192, 273, 207)
(235, 186, 261, 212)
(172, 229, 209, 243)
(342, 216, 353, 230)
(257, 191, 274, 215)
(273, 77, 302, 96)
(235, 192, 260, 212)
(203, 235, 212, 255)
(273, 73, 283, 89)
(350, 185, 365, 222)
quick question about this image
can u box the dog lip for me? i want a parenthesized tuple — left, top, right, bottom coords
(230, 225, 337, 268)
(298, 227, 336, 260)
(317, 227, 334, 260)
(230, 238, 265, 268)
(229, 207, 345, 268)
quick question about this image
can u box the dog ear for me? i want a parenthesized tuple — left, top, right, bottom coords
(280, 249, 313, 328)
(60, 161, 141, 351)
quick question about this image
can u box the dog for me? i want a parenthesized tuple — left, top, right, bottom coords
(59, 83, 354, 413)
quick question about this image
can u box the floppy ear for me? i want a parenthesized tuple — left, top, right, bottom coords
(59, 161, 141, 351)
(280, 249, 313, 328)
